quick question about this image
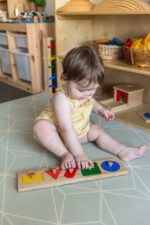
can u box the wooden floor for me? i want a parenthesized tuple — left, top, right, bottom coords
(0, 82, 32, 103)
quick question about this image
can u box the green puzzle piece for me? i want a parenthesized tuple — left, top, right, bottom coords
(81, 162, 102, 176)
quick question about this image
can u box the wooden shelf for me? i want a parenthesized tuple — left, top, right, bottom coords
(103, 59, 150, 76)
(0, 23, 26, 32)
(57, 10, 150, 16)
(0, 23, 54, 94)
(0, 75, 32, 93)
(56, 0, 150, 16)
(55, 1, 150, 131)
(58, 54, 150, 76)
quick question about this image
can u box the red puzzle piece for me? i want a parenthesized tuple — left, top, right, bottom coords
(64, 167, 78, 178)
(45, 168, 62, 180)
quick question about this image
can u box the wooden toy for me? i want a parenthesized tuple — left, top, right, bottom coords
(93, 0, 150, 13)
(43, 37, 57, 94)
(101, 83, 144, 113)
(18, 157, 128, 192)
(48, 56, 56, 61)
(57, 0, 93, 13)
(100, 83, 150, 131)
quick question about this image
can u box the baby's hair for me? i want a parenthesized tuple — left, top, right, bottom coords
(61, 46, 104, 86)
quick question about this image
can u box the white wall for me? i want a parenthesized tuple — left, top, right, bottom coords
(45, 0, 55, 15)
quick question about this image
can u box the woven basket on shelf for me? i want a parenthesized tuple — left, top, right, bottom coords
(88, 41, 123, 60)
(123, 46, 150, 66)
(97, 44, 123, 60)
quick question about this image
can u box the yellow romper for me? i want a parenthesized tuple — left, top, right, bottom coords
(35, 86, 93, 138)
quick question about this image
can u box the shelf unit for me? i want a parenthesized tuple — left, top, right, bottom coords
(55, 1, 150, 92)
(58, 54, 150, 77)
(0, 22, 54, 93)
(103, 59, 150, 76)
(55, 0, 150, 131)
(57, 10, 150, 15)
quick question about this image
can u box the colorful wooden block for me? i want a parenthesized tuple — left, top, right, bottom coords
(43, 37, 57, 94)
(45, 168, 62, 180)
(101, 160, 120, 172)
(18, 157, 128, 192)
(48, 64, 56, 69)
(81, 162, 101, 176)
(22, 172, 43, 184)
(48, 44, 56, 49)
(48, 56, 56, 61)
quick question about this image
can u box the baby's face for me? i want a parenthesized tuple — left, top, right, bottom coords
(67, 80, 99, 100)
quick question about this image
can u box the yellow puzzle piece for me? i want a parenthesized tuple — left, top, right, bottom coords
(22, 172, 43, 184)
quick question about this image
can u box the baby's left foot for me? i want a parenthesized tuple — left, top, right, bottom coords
(118, 145, 147, 161)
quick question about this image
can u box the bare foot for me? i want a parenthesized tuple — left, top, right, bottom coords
(118, 145, 147, 161)
(74, 152, 93, 170)
(61, 152, 76, 169)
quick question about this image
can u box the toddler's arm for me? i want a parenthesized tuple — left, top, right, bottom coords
(53, 92, 92, 169)
(92, 99, 115, 121)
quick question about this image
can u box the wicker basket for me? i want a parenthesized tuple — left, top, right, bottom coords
(97, 43, 123, 60)
(123, 46, 150, 67)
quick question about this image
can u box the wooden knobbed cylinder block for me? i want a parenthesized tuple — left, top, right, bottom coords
(113, 83, 144, 107)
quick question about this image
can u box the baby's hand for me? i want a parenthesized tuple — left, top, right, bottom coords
(74, 152, 93, 170)
(61, 152, 76, 170)
(101, 109, 115, 121)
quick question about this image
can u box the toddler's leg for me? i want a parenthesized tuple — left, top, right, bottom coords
(87, 124, 147, 161)
(33, 120, 76, 169)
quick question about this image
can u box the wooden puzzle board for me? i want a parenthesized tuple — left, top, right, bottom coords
(18, 157, 128, 192)
(115, 103, 150, 131)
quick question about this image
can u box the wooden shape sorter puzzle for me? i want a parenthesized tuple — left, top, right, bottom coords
(18, 158, 128, 192)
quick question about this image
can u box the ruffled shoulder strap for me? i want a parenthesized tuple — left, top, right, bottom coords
(56, 85, 76, 106)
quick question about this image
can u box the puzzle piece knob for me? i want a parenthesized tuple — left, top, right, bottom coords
(101, 160, 120, 172)
(107, 161, 113, 167)
(29, 172, 36, 178)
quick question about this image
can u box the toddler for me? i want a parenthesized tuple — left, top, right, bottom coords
(33, 46, 147, 170)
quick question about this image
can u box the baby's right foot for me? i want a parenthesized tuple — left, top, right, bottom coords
(118, 145, 147, 161)
(61, 152, 76, 169)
